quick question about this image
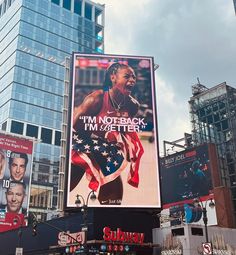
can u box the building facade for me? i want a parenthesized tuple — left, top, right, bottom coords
(0, 0, 104, 220)
(153, 224, 236, 255)
(189, 82, 236, 223)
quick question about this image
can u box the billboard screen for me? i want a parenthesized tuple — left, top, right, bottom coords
(66, 53, 161, 208)
(0, 133, 34, 232)
(160, 144, 217, 226)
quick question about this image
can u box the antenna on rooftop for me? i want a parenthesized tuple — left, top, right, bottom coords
(192, 77, 208, 96)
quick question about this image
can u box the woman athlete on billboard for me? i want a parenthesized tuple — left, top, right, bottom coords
(71, 62, 144, 205)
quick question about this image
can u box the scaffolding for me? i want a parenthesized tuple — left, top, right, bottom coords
(189, 82, 236, 218)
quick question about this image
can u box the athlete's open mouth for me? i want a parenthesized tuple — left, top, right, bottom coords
(126, 84, 134, 92)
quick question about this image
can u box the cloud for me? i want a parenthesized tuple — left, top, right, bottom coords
(97, 0, 152, 54)
(155, 75, 191, 153)
(95, 0, 236, 146)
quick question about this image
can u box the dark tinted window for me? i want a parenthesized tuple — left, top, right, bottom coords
(1, 121, 7, 131)
(191, 227, 203, 236)
(85, 3, 92, 20)
(55, 131, 61, 146)
(63, 0, 71, 10)
(51, 0, 60, 5)
(229, 163, 235, 174)
(74, 0, 82, 15)
(222, 120, 229, 130)
(41, 128, 52, 144)
(11, 120, 24, 134)
(26, 124, 38, 138)
(172, 228, 185, 236)
(213, 113, 220, 122)
(3, 0, 7, 14)
(230, 175, 236, 186)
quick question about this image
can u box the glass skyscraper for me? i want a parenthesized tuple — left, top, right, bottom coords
(0, 0, 104, 220)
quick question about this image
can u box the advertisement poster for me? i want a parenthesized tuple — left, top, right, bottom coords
(0, 133, 34, 232)
(160, 144, 217, 225)
(66, 53, 161, 208)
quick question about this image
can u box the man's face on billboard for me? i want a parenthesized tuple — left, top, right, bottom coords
(6, 184, 25, 213)
(10, 158, 26, 181)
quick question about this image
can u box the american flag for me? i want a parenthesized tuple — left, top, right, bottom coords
(71, 131, 144, 191)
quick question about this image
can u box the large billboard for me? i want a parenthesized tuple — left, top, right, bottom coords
(66, 53, 161, 208)
(160, 144, 217, 225)
(0, 132, 34, 232)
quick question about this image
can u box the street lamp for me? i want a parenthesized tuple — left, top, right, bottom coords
(194, 197, 215, 243)
(75, 190, 97, 209)
(75, 191, 97, 254)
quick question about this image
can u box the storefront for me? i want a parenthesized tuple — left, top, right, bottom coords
(0, 208, 159, 255)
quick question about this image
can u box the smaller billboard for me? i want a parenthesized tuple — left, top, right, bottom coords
(0, 132, 34, 232)
(160, 144, 217, 226)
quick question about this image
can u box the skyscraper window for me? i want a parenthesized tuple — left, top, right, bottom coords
(74, 0, 82, 15)
(11, 120, 24, 135)
(51, 0, 60, 5)
(85, 3, 92, 20)
(1, 121, 7, 131)
(63, 0, 71, 11)
(41, 128, 52, 144)
(26, 124, 39, 138)
(55, 131, 61, 146)
(3, 0, 7, 14)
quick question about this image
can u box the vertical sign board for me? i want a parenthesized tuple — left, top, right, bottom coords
(66, 53, 161, 208)
(160, 144, 217, 225)
(0, 133, 34, 232)
(15, 247, 23, 255)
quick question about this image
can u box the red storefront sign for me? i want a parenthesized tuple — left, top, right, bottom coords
(103, 227, 144, 244)
(58, 231, 85, 246)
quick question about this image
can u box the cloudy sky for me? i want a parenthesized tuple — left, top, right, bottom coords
(95, 0, 236, 154)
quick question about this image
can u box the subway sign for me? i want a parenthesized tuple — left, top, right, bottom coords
(103, 227, 144, 244)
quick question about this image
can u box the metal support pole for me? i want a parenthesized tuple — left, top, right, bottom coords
(75, 191, 96, 255)
(82, 205, 88, 255)
(18, 226, 22, 247)
(202, 207, 209, 243)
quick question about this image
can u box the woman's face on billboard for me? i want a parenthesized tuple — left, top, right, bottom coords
(0, 152, 5, 178)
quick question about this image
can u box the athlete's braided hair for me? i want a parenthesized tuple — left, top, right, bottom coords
(103, 62, 128, 90)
